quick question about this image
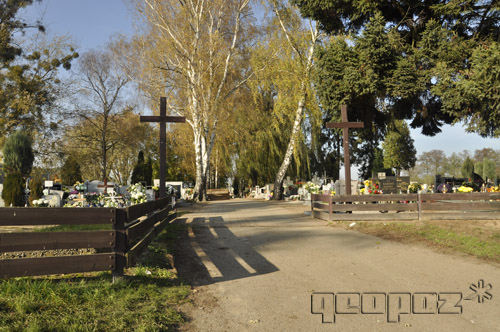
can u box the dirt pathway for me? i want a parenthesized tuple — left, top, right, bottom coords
(173, 199, 500, 332)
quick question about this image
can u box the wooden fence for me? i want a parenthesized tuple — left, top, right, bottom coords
(0, 197, 177, 279)
(311, 192, 500, 221)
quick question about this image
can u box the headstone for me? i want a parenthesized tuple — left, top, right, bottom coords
(44, 194, 62, 207)
(166, 181, 183, 198)
(146, 189, 155, 201)
(335, 180, 359, 195)
(312, 175, 322, 186)
(86, 180, 101, 193)
(379, 176, 410, 194)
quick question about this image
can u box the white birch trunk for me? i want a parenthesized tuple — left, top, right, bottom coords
(272, 22, 319, 200)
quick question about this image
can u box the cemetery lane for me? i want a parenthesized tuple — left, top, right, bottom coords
(174, 199, 500, 332)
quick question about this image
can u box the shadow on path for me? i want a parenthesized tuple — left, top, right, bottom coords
(171, 217, 279, 286)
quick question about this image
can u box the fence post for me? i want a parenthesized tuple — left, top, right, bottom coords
(310, 194, 314, 217)
(417, 192, 422, 220)
(113, 208, 128, 282)
(329, 195, 333, 221)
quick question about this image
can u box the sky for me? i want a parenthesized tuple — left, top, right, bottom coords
(19, 0, 499, 178)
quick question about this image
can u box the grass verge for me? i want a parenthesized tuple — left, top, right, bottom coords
(0, 224, 190, 332)
(335, 221, 500, 263)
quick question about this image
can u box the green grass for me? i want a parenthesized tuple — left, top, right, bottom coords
(348, 222, 500, 262)
(0, 223, 191, 332)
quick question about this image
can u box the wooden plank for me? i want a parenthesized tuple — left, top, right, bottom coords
(311, 194, 332, 202)
(0, 254, 115, 278)
(312, 210, 331, 221)
(0, 231, 115, 252)
(126, 228, 156, 267)
(0, 208, 116, 226)
(312, 202, 329, 211)
(127, 201, 156, 221)
(331, 194, 418, 203)
(155, 206, 171, 224)
(420, 192, 500, 201)
(420, 212, 500, 220)
(126, 211, 177, 268)
(127, 214, 157, 243)
(154, 197, 171, 211)
(421, 202, 500, 211)
(331, 213, 418, 221)
(331, 203, 418, 212)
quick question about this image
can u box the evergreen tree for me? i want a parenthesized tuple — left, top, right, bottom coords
(144, 156, 153, 186)
(131, 151, 145, 184)
(461, 157, 475, 179)
(382, 120, 417, 176)
(29, 176, 43, 206)
(293, 0, 500, 138)
(61, 155, 83, 185)
(2, 172, 24, 207)
(2, 130, 34, 177)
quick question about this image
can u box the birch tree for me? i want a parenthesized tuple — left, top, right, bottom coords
(130, 0, 253, 201)
(264, 1, 320, 199)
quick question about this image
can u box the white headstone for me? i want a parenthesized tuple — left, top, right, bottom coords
(44, 194, 62, 207)
(146, 189, 155, 201)
(334, 180, 358, 195)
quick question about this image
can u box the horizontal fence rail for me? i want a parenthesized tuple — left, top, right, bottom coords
(0, 196, 177, 279)
(311, 192, 500, 222)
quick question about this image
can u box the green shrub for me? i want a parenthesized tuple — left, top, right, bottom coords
(2, 172, 25, 206)
(29, 176, 44, 206)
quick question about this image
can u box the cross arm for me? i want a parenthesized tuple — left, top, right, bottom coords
(326, 122, 364, 129)
(140, 116, 186, 123)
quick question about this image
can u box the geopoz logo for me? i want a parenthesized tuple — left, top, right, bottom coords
(311, 280, 493, 323)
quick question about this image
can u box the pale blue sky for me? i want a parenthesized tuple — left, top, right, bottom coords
(21, 0, 499, 162)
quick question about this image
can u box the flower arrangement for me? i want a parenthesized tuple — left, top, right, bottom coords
(127, 183, 147, 205)
(32, 199, 49, 207)
(304, 181, 321, 194)
(408, 183, 421, 193)
(363, 179, 381, 194)
(457, 186, 474, 193)
(84, 192, 100, 205)
(487, 186, 500, 192)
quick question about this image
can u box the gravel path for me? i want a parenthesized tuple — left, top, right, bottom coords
(174, 199, 500, 332)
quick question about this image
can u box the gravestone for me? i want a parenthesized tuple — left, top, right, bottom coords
(378, 176, 410, 194)
(44, 193, 62, 207)
(312, 175, 323, 186)
(334, 180, 359, 196)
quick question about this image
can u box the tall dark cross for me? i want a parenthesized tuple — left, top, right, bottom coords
(140, 97, 185, 198)
(326, 105, 364, 196)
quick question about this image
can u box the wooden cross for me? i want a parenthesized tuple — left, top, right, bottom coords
(140, 97, 185, 198)
(326, 105, 364, 195)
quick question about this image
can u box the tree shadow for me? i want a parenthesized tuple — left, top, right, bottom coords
(171, 217, 279, 286)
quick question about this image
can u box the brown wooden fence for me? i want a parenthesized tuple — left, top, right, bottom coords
(311, 192, 500, 221)
(0, 197, 177, 279)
